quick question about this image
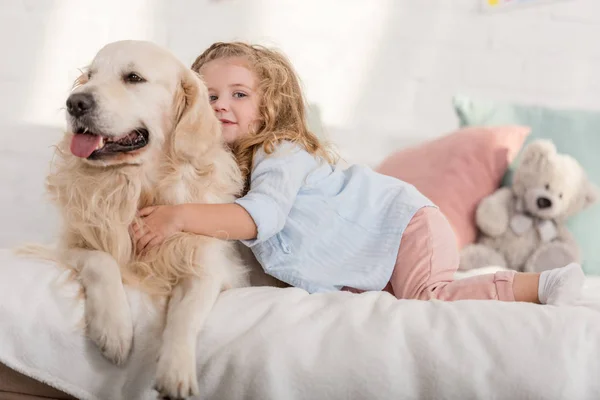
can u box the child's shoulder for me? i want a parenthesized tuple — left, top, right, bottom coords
(254, 140, 318, 165)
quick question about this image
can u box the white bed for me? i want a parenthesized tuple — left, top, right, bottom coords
(1, 248, 600, 400)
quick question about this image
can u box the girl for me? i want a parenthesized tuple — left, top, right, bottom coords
(132, 42, 583, 305)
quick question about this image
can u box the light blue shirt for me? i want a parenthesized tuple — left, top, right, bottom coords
(235, 141, 435, 293)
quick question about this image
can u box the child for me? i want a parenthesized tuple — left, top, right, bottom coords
(132, 42, 584, 305)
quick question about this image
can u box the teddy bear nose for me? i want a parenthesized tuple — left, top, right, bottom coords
(537, 197, 552, 209)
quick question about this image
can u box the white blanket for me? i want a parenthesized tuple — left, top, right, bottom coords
(1, 248, 600, 400)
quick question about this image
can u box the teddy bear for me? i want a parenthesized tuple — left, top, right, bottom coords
(459, 139, 598, 273)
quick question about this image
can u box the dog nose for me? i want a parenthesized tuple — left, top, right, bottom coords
(537, 197, 552, 209)
(66, 93, 95, 117)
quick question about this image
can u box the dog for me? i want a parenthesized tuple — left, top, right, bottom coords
(46, 40, 249, 399)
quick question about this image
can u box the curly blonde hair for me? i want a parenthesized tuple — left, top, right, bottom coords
(191, 42, 338, 191)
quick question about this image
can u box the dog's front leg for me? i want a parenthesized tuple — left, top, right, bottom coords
(154, 274, 222, 399)
(66, 248, 133, 365)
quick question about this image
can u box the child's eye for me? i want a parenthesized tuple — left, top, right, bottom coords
(209, 95, 218, 102)
(233, 92, 247, 99)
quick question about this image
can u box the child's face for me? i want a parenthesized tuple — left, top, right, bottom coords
(201, 57, 260, 144)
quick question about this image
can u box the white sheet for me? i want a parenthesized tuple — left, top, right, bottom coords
(2, 248, 600, 400)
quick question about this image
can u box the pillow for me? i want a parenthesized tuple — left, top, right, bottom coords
(376, 125, 530, 249)
(453, 94, 600, 275)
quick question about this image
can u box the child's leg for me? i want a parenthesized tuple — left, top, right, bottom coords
(389, 207, 583, 304)
(389, 207, 516, 301)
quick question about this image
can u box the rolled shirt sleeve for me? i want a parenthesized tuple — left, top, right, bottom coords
(235, 142, 318, 246)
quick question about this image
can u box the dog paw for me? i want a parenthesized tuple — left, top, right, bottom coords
(85, 289, 133, 365)
(154, 346, 199, 399)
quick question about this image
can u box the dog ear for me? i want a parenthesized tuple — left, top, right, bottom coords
(171, 68, 220, 161)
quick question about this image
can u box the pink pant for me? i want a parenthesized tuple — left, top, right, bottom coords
(347, 207, 516, 301)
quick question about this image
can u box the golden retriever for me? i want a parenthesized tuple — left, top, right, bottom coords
(46, 40, 249, 398)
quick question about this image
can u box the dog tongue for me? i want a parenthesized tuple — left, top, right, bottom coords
(70, 134, 102, 158)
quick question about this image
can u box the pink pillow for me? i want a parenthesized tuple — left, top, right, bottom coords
(375, 126, 530, 249)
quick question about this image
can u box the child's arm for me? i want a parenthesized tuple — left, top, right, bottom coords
(133, 142, 319, 251)
(233, 144, 320, 246)
(177, 203, 257, 240)
(132, 203, 256, 253)
(196, 143, 320, 243)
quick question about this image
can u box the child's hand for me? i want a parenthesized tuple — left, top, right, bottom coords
(131, 205, 183, 253)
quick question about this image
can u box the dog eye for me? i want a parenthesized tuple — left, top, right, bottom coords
(545, 183, 550, 190)
(124, 73, 145, 83)
(87, 70, 93, 80)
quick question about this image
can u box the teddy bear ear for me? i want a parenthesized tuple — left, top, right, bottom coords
(519, 139, 557, 166)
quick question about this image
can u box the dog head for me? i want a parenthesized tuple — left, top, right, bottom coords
(65, 40, 214, 167)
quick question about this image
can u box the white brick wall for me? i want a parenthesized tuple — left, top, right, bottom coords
(1, 0, 599, 247)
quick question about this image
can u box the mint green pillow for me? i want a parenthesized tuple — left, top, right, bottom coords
(453, 94, 600, 275)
